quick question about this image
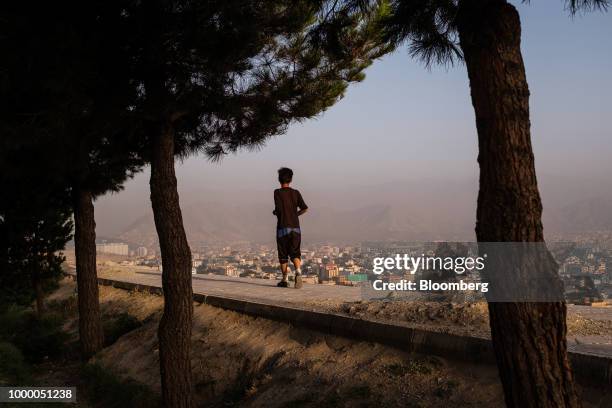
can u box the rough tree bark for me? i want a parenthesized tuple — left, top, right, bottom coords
(456, 1, 580, 407)
(72, 187, 104, 359)
(149, 123, 194, 408)
(31, 266, 44, 317)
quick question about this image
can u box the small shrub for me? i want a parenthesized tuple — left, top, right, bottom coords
(386, 362, 409, 377)
(0, 307, 68, 363)
(82, 363, 160, 408)
(408, 360, 432, 374)
(434, 380, 459, 399)
(219, 365, 255, 407)
(0, 305, 27, 340)
(47, 294, 78, 318)
(345, 384, 372, 399)
(322, 390, 342, 407)
(103, 313, 142, 346)
(283, 393, 316, 408)
(385, 360, 432, 376)
(0, 341, 32, 385)
(16, 313, 68, 363)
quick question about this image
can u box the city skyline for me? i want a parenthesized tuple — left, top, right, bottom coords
(86, 237, 612, 306)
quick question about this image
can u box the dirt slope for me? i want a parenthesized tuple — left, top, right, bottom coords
(49, 279, 610, 407)
(91, 284, 504, 407)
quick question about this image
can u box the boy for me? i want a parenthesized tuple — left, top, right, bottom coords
(273, 167, 308, 288)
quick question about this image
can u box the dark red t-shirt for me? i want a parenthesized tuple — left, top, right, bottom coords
(273, 187, 307, 228)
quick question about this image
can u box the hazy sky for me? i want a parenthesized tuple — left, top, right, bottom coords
(96, 2, 612, 237)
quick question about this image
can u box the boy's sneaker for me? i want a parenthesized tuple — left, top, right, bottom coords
(277, 281, 288, 288)
(294, 274, 303, 289)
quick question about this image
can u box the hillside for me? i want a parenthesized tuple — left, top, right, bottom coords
(114, 196, 612, 246)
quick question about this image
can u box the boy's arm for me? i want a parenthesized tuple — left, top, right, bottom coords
(297, 191, 308, 216)
(273, 190, 280, 215)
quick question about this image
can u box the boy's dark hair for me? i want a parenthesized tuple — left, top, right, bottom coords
(278, 167, 293, 184)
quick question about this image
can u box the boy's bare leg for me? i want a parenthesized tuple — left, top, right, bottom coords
(291, 258, 302, 275)
(279, 262, 289, 281)
(292, 258, 303, 289)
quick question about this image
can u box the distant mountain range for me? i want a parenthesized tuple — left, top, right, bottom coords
(114, 195, 612, 246)
(544, 196, 612, 235)
(117, 201, 475, 246)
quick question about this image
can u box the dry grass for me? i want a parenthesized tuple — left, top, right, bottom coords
(303, 299, 612, 340)
(47, 278, 610, 407)
(79, 280, 503, 407)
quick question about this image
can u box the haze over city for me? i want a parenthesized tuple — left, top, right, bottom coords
(95, 1, 612, 244)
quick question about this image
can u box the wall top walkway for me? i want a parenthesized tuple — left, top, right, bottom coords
(67, 268, 612, 386)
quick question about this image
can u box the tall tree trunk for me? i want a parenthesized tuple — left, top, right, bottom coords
(73, 187, 104, 359)
(456, 1, 580, 407)
(31, 266, 44, 317)
(149, 123, 194, 408)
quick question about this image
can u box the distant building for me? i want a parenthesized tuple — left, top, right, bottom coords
(136, 246, 148, 257)
(96, 242, 129, 256)
(347, 274, 368, 283)
(345, 265, 362, 274)
(564, 274, 603, 305)
(320, 263, 339, 281)
(333, 275, 348, 285)
(563, 263, 582, 276)
(224, 265, 239, 277)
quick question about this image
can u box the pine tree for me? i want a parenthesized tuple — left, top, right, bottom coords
(0, 140, 73, 315)
(1, 1, 144, 359)
(381, 0, 609, 406)
(119, 1, 390, 405)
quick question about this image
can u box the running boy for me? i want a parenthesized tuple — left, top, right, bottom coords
(273, 167, 308, 288)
